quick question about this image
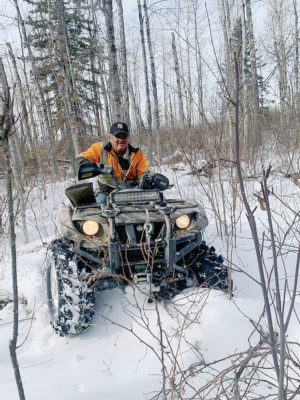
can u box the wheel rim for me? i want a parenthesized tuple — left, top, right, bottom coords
(50, 262, 59, 313)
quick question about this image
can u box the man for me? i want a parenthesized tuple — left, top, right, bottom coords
(76, 122, 150, 196)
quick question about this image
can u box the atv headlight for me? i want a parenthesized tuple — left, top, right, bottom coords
(175, 215, 190, 229)
(82, 220, 99, 236)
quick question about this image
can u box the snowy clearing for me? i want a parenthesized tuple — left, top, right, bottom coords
(0, 164, 299, 399)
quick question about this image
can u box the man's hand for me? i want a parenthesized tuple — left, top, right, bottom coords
(77, 158, 100, 181)
(79, 158, 97, 169)
(139, 172, 169, 191)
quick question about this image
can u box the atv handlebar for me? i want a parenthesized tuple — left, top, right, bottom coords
(78, 163, 169, 192)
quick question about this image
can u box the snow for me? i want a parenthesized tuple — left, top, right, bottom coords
(0, 163, 299, 399)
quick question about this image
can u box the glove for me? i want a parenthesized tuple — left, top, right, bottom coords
(77, 158, 99, 181)
(78, 158, 97, 169)
(139, 172, 153, 189)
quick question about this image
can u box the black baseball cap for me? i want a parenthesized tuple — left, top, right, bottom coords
(110, 122, 129, 137)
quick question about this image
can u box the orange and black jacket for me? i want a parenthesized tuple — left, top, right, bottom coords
(76, 142, 149, 189)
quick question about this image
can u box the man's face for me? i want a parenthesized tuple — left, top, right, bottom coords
(109, 133, 129, 155)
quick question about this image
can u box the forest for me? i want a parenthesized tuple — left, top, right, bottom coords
(0, 1, 299, 400)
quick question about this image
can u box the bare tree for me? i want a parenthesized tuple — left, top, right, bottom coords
(143, 0, 161, 162)
(239, 0, 250, 147)
(245, 0, 261, 148)
(137, 0, 152, 159)
(89, 0, 111, 132)
(218, 0, 235, 160)
(7, 42, 35, 159)
(293, 0, 300, 120)
(171, 32, 185, 124)
(116, 0, 130, 124)
(270, 0, 289, 139)
(0, 57, 26, 400)
(102, 0, 123, 121)
(192, 0, 204, 123)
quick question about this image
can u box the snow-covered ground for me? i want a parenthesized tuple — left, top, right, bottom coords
(0, 163, 299, 399)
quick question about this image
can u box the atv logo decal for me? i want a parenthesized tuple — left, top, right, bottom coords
(82, 173, 93, 178)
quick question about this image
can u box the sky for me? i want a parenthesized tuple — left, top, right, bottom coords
(0, 0, 138, 55)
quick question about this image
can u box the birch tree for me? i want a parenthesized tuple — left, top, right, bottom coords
(89, 0, 111, 131)
(137, 0, 152, 158)
(293, 0, 300, 120)
(239, 1, 250, 147)
(171, 32, 185, 124)
(192, 0, 204, 123)
(143, 0, 161, 162)
(116, 0, 130, 124)
(270, 0, 289, 138)
(219, 0, 235, 158)
(245, 0, 261, 147)
(102, 0, 122, 121)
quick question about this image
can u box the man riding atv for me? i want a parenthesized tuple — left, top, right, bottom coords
(76, 121, 150, 203)
(44, 122, 231, 336)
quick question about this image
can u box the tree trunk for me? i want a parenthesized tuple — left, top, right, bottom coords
(162, 41, 169, 126)
(271, 1, 288, 141)
(0, 57, 26, 400)
(219, 0, 235, 160)
(240, 0, 250, 149)
(245, 0, 261, 147)
(116, 0, 130, 124)
(143, 0, 161, 162)
(9, 138, 29, 244)
(89, 0, 111, 132)
(130, 55, 144, 135)
(7, 43, 35, 159)
(5, 138, 26, 400)
(186, 33, 192, 128)
(129, 81, 144, 133)
(18, 47, 40, 158)
(137, 0, 152, 160)
(193, 0, 203, 123)
(293, 0, 300, 121)
(171, 32, 185, 124)
(102, 0, 122, 121)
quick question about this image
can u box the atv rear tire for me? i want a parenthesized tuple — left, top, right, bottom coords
(45, 239, 95, 336)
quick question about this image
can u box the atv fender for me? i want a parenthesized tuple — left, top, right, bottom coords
(59, 205, 75, 238)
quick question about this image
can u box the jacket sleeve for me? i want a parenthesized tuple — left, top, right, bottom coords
(76, 142, 102, 164)
(136, 150, 150, 179)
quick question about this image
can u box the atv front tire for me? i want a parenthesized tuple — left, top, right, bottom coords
(45, 239, 95, 336)
(190, 241, 232, 292)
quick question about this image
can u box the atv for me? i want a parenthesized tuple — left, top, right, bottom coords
(45, 163, 231, 336)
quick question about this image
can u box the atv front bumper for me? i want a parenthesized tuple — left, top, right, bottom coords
(73, 231, 203, 272)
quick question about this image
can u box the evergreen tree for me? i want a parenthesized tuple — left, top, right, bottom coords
(24, 0, 103, 157)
